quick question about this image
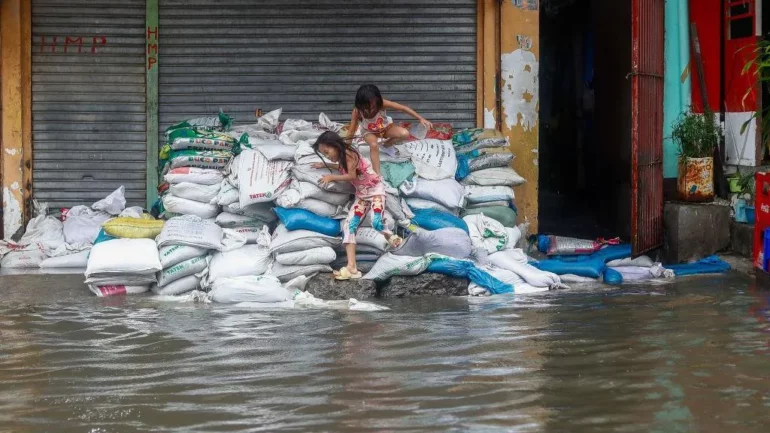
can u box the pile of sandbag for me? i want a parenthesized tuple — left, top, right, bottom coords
(158, 114, 237, 220)
(452, 128, 523, 228)
(269, 209, 341, 282)
(0, 188, 131, 269)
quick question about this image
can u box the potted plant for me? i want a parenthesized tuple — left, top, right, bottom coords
(671, 109, 722, 202)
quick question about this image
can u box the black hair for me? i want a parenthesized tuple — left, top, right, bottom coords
(355, 84, 383, 117)
(312, 131, 359, 174)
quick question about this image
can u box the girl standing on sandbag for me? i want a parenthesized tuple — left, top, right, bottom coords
(312, 131, 403, 280)
(346, 84, 432, 175)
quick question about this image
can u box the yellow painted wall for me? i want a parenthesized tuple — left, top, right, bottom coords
(500, 1, 539, 232)
(1, 0, 32, 239)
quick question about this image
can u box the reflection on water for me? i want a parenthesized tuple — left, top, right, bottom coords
(1, 274, 769, 432)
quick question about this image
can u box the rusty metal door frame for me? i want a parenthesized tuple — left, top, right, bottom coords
(630, 0, 665, 255)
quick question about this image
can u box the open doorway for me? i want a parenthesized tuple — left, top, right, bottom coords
(538, 0, 633, 240)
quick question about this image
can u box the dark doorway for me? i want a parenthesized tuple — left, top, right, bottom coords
(538, 0, 633, 240)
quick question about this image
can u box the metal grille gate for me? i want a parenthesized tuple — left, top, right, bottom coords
(630, 0, 665, 254)
(157, 0, 477, 134)
(31, 0, 147, 208)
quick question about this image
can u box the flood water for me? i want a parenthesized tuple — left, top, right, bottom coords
(1, 274, 769, 432)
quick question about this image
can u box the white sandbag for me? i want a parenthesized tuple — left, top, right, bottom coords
(222, 201, 276, 221)
(210, 179, 239, 206)
(238, 148, 293, 207)
(488, 249, 563, 289)
(363, 253, 430, 281)
(291, 164, 356, 194)
(85, 273, 157, 286)
(86, 239, 159, 275)
(231, 226, 263, 244)
(63, 205, 112, 245)
(280, 129, 322, 148)
(275, 247, 336, 266)
(470, 265, 549, 296)
(355, 227, 389, 252)
(504, 226, 523, 250)
(392, 228, 472, 259)
(208, 275, 292, 304)
(468, 152, 515, 172)
(162, 194, 220, 219)
(157, 215, 240, 251)
(254, 142, 297, 161)
(164, 167, 224, 185)
(560, 274, 600, 284)
(405, 197, 456, 214)
(206, 244, 272, 282)
(399, 177, 466, 211)
(319, 112, 343, 132)
(216, 212, 267, 228)
(287, 198, 347, 219)
(461, 167, 526, 187)
(158, 244, 209, 269)
(152, 275, 201, 296)
(463, 214, 509, 254)
(167, 150, 231, 170)
(269, 224, 341, 255)
(169, 182, 221, 203)
(157, 255, 208, 287)
(464, 186, 514, 204)
(257, 108, 282, 132)
(606, 255, 656, 268)
(1, 249, 48, 268)
(270, 262, 332, 283)
(610, 264, 674, 281)
(403, 139, 457, 180)
(39, 250, 90, 268)
(358, 143, 412, 164)
(276, 180, 351, 206)
(85, 238, 161, 277)
(92, 186, 126, 215)
(19, 201, 65, 247)
(89, 284, 150, 297)
(119, 206, 145, 219)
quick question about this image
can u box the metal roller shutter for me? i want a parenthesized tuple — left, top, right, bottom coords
(32, 0, 146, 208)
(159, 0, 477, 133)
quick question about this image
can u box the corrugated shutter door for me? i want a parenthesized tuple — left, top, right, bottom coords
(32, 0, 147, 208)
(159, 0, 477, 133)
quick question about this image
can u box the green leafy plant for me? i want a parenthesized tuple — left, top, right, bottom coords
(671, 109, 721, 159)
(736, 170, 755, 203)
(740, 40, 770, 145)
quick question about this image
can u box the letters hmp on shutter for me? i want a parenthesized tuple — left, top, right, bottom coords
(158, 0, 477, 136)
(31, 0, 147, 208)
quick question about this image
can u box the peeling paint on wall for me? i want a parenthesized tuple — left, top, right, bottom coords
(484, 108, 496, 129)
(512, 0, 539, 11)
(501, 35, 539, 131)
(3, 184, 23, 241)
(5, 148, 20, 156)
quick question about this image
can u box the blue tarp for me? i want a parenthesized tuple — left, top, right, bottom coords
(666, 256, 731, 276)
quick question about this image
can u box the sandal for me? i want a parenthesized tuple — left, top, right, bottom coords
(334, 267, 362, 280)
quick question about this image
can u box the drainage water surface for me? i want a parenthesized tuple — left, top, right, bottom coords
(1, 274, 769, 432)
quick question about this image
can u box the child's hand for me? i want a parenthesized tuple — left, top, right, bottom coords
(319, 175, 335, 185)
(311, 162, 326, 169)
(420, 118, 433, 130)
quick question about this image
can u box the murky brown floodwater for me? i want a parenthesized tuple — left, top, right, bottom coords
(1, 274, 769, 432)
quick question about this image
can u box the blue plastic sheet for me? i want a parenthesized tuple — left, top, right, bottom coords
(274, 207, 342, 237)
(427, 258, 513, 295)
(666, 256, 731, 276)
(94, 229, 117, 245)
(410, 208, 469, 233)
(532, 257, 607, 278)
(455, 154, 470, 181)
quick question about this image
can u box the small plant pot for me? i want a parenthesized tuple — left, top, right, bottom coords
(746, 206, 756, 225)
(678, 157, 714, 202)
(728, 177, 742, 193)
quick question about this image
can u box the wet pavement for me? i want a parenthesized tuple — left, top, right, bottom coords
(1, 270, 769, 432)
